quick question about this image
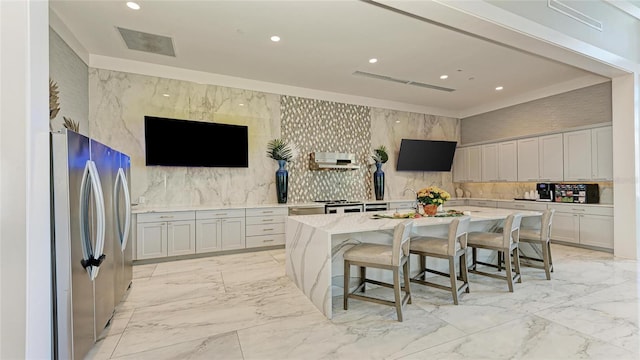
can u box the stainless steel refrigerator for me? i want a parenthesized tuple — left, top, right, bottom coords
(51, 129, 132, 359)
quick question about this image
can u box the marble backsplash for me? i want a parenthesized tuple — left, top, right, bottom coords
(457, 181, 614, 204)
(88, 68, 461, 207)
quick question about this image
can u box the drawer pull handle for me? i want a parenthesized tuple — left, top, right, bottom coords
(263, 239, 274, 243)
(571, 208, 586, 212)
(515, 205, 524, 208)
(262, 219, 274, 222)
(263, 228, 274, 231)
(217, 213, 227, 216)
(160, 216, 174, 219)
(262, 211, 274, 214)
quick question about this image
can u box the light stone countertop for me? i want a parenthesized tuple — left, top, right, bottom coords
(131, 197, 612, 214)
(287, 205, 542, 235)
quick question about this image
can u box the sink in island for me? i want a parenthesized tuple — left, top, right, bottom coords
(285, 206, 542, 319)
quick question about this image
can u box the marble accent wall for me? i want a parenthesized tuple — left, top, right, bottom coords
(370, 108, 460, 200)
(49, 28, 89, 135)
(461, 82, 611, 145)
(88, 69, 280, 207)
(281, 96, 371, 202)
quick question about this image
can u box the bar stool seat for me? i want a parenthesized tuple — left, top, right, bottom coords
(467, 213, 523, 292)
(518, 209, 555, 280)
(343, 220, 414, 322)
(409, 216, 471, 305)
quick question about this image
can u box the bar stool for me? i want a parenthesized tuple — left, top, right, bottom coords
(409, 216, 471, 305)
(467, 213, 523, 292)
(343, 220, 414, 322)
(518, 209, 555, 280)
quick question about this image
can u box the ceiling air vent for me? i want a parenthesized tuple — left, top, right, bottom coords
(117, 27, 176, 57)
(353, 71, 455, 92)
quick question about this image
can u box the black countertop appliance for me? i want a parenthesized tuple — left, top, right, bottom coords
(554, 183, 599, 203)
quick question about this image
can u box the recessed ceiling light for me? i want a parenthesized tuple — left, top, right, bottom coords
(162, 93, 170, 97)
(369, 58, 378, 64)
(239, 103, 245, 106)
(440, 75, 448, 80)
(270, 35, 281, 42)
(126, 2, 140, 10)
(395, 120, 401, 123)
(495, 86, 504, 91)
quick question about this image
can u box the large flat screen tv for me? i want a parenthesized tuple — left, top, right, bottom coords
(396, 139, 457, 171)
(144, 116, 249, 167)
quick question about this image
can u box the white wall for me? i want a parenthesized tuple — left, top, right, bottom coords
(0, 0, 51, 358)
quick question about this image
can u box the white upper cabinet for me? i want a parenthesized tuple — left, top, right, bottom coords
(452, 147, 468, 183)
(591, 126, 613, 181)
(538, 134, 564, 181)
(453, 146, 482, 182)
(481, 143, 499, 181)
(467, 146, 482, 182)
(563, 129, 592, 181)
(517, 137, 539, 181)
(498, 141, 518, 181)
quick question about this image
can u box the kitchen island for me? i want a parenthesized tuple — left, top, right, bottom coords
(285, 206, 542, 319)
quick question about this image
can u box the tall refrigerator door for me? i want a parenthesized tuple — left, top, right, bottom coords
(114, 151, 133, 305)
(90, 140, 116, 338)
(52, 130, 95, 360)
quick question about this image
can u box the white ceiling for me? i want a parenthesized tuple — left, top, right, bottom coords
(50, 0, 609, 117)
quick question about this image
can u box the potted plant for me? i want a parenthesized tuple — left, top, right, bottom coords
(417, 186, 451, 216)
(372, 145, 388, 200)
(266, 138, 297, 203)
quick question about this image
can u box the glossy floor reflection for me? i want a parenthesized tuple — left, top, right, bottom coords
(86, 244, 640, 360)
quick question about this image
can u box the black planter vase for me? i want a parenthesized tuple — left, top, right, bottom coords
(373, 162, 384, 200)
(276, 160, 288, 204)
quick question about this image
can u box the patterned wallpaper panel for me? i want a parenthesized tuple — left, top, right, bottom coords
(281, 96, 371, 202)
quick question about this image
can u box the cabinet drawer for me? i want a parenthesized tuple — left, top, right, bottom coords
(498, 201, 548, 211)
(246, 207, 288, 217)
(548, 204, 613, 216)
(245, 234, 285, 248)
(137, 211, 195, 223)
(445, 199, 467, 207)
(389, 201, 416, 210)
(246, 223, 285, 236)
(467, 200, 497, 208)
(196, 208, 245, 220)
(246, 215, 285, 225)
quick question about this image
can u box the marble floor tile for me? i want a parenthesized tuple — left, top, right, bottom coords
(87, 245, 640, 360)
(111, 331, 244, 360)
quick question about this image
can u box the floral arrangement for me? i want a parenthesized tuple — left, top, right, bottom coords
(266, 138, 298, 162)
(416, 186, 451, 206)
(371, 145, 389, 164)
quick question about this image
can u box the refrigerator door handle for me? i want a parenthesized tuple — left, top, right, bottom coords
(79, 160, 94, 279)
(114, 167, 132, 252)
(88, 160, 106, 280)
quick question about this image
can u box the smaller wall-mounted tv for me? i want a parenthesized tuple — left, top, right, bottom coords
(396, 139, 458, 171)
(144, 116, 248, 167)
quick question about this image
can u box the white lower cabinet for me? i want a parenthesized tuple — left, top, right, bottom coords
(245, 207, 288, 248)
(549, 204, 613, 249)
(195, 209, 246, 253)
(136, 211, 196, 260)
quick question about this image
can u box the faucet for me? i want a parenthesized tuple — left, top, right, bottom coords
(403, 187, 418, 212)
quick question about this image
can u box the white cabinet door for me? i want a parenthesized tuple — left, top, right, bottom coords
(550, 212, 580, 244)
(517, 137, 539, 182)
(221, 217, 246, 250)
(196, 218, 222, 253)
(136, 222, 167, 259)
(539, 134, 563, 181)
(498, 141, 518, 181)
(481, 144, 499, 181)
(453, 147, 468, 182)
(591, 126, 613, 181)
(579, 214, 613, 249)
(563, 130, 592, 181)
(467, 146, 482, 182)
(167, 220, 196, 256)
